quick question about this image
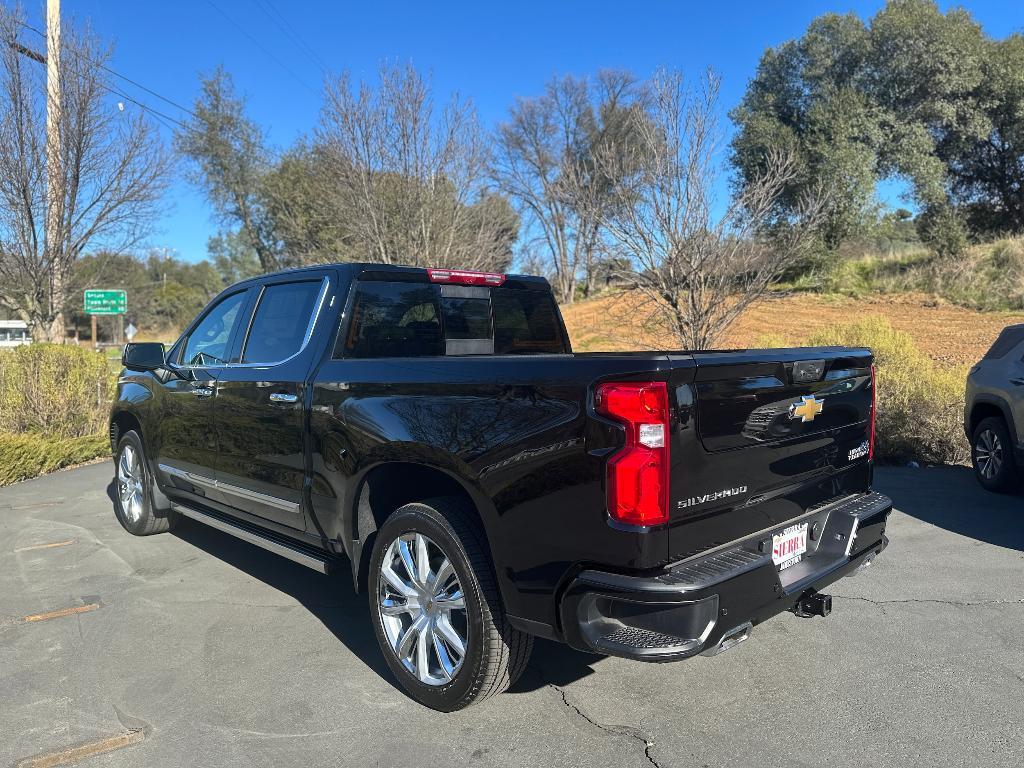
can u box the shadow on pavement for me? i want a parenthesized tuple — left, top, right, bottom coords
(106, 479, 598, 694)
(878, 466, 1024, 552)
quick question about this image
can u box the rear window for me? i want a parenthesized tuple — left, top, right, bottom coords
(340, 280, 567, 358)
(984, 326, 1024, 360)
(341, 282, 443, 358)
(492, 288, 564, 354)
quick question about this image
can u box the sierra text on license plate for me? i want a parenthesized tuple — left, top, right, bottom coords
(772, 523, 808, 571)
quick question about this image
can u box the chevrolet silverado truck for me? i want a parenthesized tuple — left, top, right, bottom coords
(110, 263, 891, 711)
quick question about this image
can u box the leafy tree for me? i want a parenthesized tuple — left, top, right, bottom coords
(730, 13, 879, 250)
(208, 230, 262, 285)
(68, 250, 221, 335)
(176, 68, 280, 272)
(731, 0, 1024, 257)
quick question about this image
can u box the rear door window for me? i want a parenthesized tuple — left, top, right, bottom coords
(242, 280, 324, 364)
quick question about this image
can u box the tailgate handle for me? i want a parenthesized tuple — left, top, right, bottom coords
(792, 359, 826, 384)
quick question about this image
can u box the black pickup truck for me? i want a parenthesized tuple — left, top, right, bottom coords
(111, 263, 891, 711)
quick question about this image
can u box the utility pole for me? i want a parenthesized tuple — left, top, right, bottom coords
(45, 0, 64, 343)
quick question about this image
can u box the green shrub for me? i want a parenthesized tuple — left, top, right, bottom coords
(0, 432, 109, 486)
(758, 317, 969, 465)
(0, 344, 114, 438)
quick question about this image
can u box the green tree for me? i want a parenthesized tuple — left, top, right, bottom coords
(176, 68, 280, 272)
(208, 231, 262, 285)
(731, 0, 1024, 257)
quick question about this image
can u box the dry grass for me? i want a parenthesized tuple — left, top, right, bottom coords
(562, 289, 1024, 366)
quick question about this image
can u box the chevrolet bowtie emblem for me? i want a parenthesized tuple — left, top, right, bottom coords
(789, 395, 824, 423)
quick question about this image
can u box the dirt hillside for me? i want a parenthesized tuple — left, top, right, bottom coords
(561, 291, 1024, 366)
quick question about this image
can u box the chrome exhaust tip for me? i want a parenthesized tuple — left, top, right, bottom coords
(702, 621, 752, 656)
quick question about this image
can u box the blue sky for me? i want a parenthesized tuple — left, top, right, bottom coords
(17, 0, 1024, 263)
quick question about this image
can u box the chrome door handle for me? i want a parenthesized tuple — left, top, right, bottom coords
(269, 392, 298, 403)
(192, 387, 214, 398)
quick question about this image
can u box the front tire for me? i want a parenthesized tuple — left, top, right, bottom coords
(113, 431, 179, 535)
(972, 417, 1019, 493)
(368, 498, 532, 711)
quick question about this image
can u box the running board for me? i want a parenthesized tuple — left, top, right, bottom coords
(171, 503, 332, 574)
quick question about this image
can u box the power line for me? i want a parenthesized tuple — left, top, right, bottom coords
(12, 23, 270, 147)
(7, 33, 192, 131)
(254, 0, 328, 75)
(19, 21, 199, 121)
(204, 0, 318, 96)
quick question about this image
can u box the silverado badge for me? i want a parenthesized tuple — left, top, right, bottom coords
(789, 395, 824, 423)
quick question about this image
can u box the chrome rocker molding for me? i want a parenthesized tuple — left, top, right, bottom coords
(170, 502, 332, 574)
(158, 464, 300, 514)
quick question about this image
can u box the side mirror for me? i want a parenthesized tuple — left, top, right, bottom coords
(122, 342, 167, 372)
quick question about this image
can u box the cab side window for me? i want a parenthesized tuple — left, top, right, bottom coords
(242, 281, 323, 364)
(180, 291, 247, 366)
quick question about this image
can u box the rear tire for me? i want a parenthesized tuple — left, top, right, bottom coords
(367, 497, 532, 711)
(113, 431, 179, 535)
(971, 417, 1019, 493)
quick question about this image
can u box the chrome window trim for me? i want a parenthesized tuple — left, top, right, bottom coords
(233, 277, 331, 369)
(158, 464, 300, 515)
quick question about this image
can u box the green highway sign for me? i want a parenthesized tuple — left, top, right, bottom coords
(84, 289, 127, 315)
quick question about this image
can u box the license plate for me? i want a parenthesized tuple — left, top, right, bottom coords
(772, 523, 808, 571)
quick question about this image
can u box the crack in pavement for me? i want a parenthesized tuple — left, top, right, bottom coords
(532, 667, 663, 768)
(835, 595, 1024, 616)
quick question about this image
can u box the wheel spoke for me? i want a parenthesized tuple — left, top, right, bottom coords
(415, 618, 432, 682)
(415, 533, 431, 585)
(432, 629, 455, 681)
(434, 590, 464, 610)
(398, 538, 419, 586)
(381, 560, 417, 598)
(432, 557, 454, 592)
(380, 597, 411, 616)
(434, 612, 465, 658)
(118, 452, 131, 483)
(397, 614, 427, 660)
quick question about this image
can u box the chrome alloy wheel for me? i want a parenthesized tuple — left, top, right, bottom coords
(975, 429, 1004, 480)
(117, 444, 145, 523)
(377, 532, 468, 686)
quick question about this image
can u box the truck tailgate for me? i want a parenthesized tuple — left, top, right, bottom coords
(666, 347, 874, 562)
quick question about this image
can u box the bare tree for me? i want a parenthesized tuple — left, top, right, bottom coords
(0, 8, 168, 341)
(594, 69, 826, 350)
(316, 63, 516, 271)
(492, 71, 644, 303)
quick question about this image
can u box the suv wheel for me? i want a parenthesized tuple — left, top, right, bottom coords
(972, 417, 1019, 493)
(367, 498, 532, 711)
(113, 430, 179, 535)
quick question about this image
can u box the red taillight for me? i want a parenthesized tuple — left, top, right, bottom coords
(594, 381, 670, 527)
(868, 364, 877, 460)
(427, 268, 505, 286)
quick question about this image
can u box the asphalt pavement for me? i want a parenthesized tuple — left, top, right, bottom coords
(1, 462, 1022, 767)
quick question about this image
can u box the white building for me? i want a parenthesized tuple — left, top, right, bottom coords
(0, 320, 31, 347)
